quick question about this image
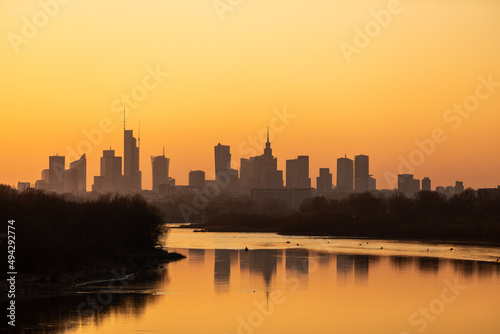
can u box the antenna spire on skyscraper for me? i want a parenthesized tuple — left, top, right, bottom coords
(123, 107, 126, 130)
(267, 127, 270, 143)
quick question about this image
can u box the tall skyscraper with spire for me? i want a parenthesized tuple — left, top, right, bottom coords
(239, 127, 283, 191)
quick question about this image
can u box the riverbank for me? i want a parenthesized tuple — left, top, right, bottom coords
(0, 249, 185, 300)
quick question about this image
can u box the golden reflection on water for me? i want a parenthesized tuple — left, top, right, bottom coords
(63, 245, 500, 334)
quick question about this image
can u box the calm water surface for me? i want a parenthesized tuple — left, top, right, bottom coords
(5, 229, 500, 334)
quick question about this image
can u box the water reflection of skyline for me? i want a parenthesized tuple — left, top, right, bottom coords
(207, 248, 500, 291)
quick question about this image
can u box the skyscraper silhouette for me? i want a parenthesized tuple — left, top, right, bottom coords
(151, 149, 170, 193)
(93, 149, 122, 193)
(239, 128, 283, 191)
(286, 156, 311, 188)
(317, 168, 333, 194)
(337, 156, 353, 192)
(422, 177, 431, 191)
(355, 154, 369, 192)
(49, 155, 65, 193)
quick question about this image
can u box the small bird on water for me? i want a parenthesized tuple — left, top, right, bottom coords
(245, 247, 249, 252)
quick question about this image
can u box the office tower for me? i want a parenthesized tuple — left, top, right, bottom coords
(214, 143, 239, 192)
(422, 177, 431, 191)
(398, 174, 420, 195)
(151, 149, 170, 193)
(354, 155, 369, 192)
(337, 156, 353, 192)
(63, 169, 78, 193)
(92, 149, 122, 193)
(455, 181, 464, 194)
(316, 168, 332, 194)
(123, 124, 142, 190)
(49, 155, 65, 192)
(412, 178, 421, 193)
(239, 129, 283, 191)
(369, 176, 376, 191)
(286, 156, 311, 189)
(69, 154, 86, 193)
(189, 170, 206, 190)
(215, 143, 231, 176)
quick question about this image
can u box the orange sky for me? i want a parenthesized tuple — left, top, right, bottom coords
(1, 0, 499, 190)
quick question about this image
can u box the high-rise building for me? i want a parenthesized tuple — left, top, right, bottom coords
(69, 154, 86, 193)
(189, 170, 206, 190)
(215, 143, 231, 176)
(455, 181, 464, 194)
(422, 177, 431, 191)
(214, 143, 239, 192)
(123, 127, 141, 191)
(369, 176, 376, 191)
(151, 149, 170, 193)
(336, 156, 353, 192)
(286, 156, 311, 189)
(398, 174, 420, 195)
(49, 155, 65, 193)
(93, 149, 122, 193)
(354, 155, 369, 192)
(316, 168, 332, 194)
(239, 129, 283, 191)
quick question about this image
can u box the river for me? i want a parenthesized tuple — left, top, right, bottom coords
(4, 229, 500, 334)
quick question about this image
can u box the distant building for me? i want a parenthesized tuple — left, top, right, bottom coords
(215, 143, 231, 176)
(239, 129, 283, 192)
(316, 168, 332, 194)
(17, 182, 30, 192)
(369, 176, 376, 191)
(337, 156, 353, 192)
(151, 150, 170, 193)
(436, 186, 445, 193)
(354, 155, 369, 192)
(189, 170, 206, 190)
(123, 128, 141, 191)
(286, 156, 311, 189)
(92, 149, 122, 193)
(69, 154, 86, 193)
(398, 174, 420, 195)
(455, 181, 464, 194)
(49, 155, 65, 192)
(446, 186, 455, 196)
(422, 177, 431, 191)
(214, 143, 239, 192)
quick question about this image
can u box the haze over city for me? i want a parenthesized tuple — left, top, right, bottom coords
(1, 0, 500, 190)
